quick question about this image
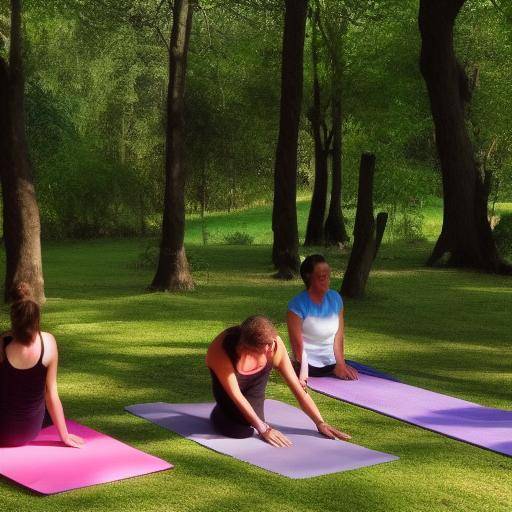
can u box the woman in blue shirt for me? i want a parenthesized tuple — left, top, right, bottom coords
(287, 254, 358, 388)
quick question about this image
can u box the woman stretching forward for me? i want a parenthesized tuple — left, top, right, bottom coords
(206, 315, 350, 447)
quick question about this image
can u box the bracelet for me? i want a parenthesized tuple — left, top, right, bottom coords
(315, 420, 326, 428)
(258, 423, 272, 436)
(263, 425, 273, 435)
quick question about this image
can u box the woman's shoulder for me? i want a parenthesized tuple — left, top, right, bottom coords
(326, 289, 343, 305)
(206, 328, 237, 366)
(40, 331, 57, 344)
(326, 289, 341, 298)
(40, 332, 58, 366)
(287, 290, 309, 317)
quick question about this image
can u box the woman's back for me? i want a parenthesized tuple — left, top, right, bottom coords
(0, 334, 48, 446)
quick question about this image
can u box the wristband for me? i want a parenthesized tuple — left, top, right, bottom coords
(258, 423, 271, 436)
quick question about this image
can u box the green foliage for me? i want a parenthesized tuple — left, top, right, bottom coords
(456, 2, 512, 205)
(493, 213, 512, 258)
(4, 0, 510, 242)
(223, 231, 254, 245)
(387, 205, 426, 243)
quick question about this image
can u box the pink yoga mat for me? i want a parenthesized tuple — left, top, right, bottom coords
(0, 420, 172, 494)
(308, 374, 512, 457)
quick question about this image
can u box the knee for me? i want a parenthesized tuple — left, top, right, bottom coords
(210, 406, 254, 439)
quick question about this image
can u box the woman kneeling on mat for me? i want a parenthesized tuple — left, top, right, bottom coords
(287, 254, 358, 390)
(0, 283, 84, 448)
(206, 315, 350, 447)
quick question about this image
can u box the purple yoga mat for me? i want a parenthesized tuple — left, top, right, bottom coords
(308, 374, 512, 457)
(125, 399, 398, 478)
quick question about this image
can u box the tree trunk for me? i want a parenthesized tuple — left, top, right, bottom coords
(150, 0, 194, 291)
(340, 153, 386, 299)
(305, 6, 328, 247)
(271, 0, 308, 278)
(324, 91, 349, 245)
(0, 0, 45, 304)
(419, 0, 511, 273)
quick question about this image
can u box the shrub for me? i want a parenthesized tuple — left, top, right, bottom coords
(387, 203, 426, 243)
(494, 213, 512, 258)
(223, 231, 254, 245)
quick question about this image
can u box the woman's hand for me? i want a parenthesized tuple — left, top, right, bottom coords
(260, 426, 293, 448)
(317, 422, 351, 441)
(334, 362, 358, 380)
(299, 376, 308, 390)
(62, 433, 85, 448)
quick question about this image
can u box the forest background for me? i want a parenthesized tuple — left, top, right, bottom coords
(1, 0, 511, 249)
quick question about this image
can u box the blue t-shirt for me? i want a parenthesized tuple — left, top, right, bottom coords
(288, 290, 343, 367)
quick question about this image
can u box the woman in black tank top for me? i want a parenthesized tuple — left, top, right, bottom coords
(0, 282, 84, 448)
(206, 315, 352, 447)
(0, 333, 48, 446)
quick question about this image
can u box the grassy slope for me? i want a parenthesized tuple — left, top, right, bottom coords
(0, 201, 511, 512)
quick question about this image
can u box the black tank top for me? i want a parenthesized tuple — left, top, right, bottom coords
(0, 334, 48, 446)
(210, 326, 272, 422)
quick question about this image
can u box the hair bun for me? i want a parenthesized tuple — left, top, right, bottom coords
(10, 282, 32, 302)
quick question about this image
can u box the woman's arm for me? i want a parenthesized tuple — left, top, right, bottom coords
(44, 334, 84, 448)
(286, 311, 308, 388)
(274, 337, 351, 440)
(207, 333, 291, 447)
(333, 309, 358, 380)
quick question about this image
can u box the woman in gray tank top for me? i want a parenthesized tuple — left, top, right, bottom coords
(206, 315, 351, 447)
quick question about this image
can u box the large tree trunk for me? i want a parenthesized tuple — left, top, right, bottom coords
(340, 153, 387, 299)
(324, 90, 349, 245)
(419, 0, 510, 273)
(0, 0, 45, 304)
(271, 0, 308, 278)
(318, 4, 348, 246)
(305, 6, 328, 247)
(150, 0, 194, 291)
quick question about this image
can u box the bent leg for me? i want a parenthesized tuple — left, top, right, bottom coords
(210, 405, 254, 439)
(308, 364, 336, 377)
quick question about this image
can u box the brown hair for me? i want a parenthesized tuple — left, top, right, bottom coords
(300, 254, 327, 288)
(9, 282, 40, 346)
(239, 315, 277, 349)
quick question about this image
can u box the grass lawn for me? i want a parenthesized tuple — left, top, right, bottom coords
(0, 201, 511, 511)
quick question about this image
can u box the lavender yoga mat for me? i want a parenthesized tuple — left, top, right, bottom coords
(125, 399, 398, 478)
(308, 374, 512, 457)
(345, 360, 400, 382)
(0, 420, 172, 494)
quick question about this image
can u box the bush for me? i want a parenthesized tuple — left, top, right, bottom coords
(494, 213, 512, 257)
(223, 231, 254, 245)
(386, 202, 426, 243)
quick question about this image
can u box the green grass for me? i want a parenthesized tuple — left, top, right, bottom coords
(1, 202, 511, 511)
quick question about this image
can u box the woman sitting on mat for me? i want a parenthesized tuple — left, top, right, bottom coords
(287, 254, 358, 390)
(206, 315, 350, 447)
(0, 283, 84, 448)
